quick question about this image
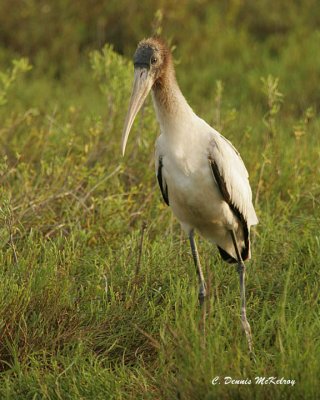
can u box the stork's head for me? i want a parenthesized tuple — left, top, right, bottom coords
(121, 37, 171, 156)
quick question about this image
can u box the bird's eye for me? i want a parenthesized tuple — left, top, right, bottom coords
(151, 56, 158, 65)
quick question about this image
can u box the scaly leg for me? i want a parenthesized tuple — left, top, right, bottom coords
(230, 230, 253, 353)
(189, 230, 207, 306)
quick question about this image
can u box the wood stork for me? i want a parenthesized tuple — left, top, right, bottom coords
(121, 37, 258, 351)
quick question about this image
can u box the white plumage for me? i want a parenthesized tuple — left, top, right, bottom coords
(155, 112, 258, 261)
(151, 61, 258, 260)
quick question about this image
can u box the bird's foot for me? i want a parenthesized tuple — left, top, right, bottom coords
(241, 316, 254, 355)
(198, 284, 207, 307)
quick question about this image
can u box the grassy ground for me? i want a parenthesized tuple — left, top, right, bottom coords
(1, 18, 320, 400)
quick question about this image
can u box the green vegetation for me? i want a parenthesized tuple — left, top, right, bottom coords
(0, 1, 319, 398)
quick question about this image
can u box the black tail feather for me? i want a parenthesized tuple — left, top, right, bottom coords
(218, 246, 237, 264)
(218, 241, 250, 264)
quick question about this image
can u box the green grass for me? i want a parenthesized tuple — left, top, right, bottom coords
(1, 18, 320, 400)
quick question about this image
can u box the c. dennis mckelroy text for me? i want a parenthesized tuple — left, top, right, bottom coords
(211, 376, 296, 386)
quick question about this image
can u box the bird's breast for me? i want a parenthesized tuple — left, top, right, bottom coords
(160, 146, 233, 230)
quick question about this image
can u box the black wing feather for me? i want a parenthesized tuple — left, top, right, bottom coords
(209, 157, 249, 262)
(157, 157, 169, 206)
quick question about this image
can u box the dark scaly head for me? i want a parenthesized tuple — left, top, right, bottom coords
(121, 37, 173, 155)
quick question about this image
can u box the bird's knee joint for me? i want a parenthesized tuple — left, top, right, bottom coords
(198, 294, 206, 307)
(198, 286, 207, 305)
(237, 262, 245, 274)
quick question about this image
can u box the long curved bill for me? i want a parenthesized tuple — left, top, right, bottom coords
(121, 68, 153, 156)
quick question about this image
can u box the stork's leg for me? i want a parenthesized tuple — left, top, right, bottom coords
(189, 230, 207, 306)
(230, 230, 253, 353)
